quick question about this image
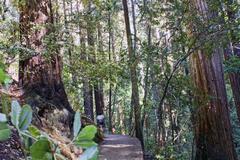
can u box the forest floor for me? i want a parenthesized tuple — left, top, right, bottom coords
(99, 134, 143, 160)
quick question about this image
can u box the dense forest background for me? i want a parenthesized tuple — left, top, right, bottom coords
(1, 0, 240, 159)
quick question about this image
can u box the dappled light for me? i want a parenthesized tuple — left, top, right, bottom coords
(0, 0, 240, 160)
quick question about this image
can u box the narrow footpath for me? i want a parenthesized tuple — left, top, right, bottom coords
(99, 134, 143, 160)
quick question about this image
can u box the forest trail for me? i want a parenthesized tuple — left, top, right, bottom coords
(99, 134, 143, 160)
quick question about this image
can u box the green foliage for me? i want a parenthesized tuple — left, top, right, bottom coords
(74, 125, 98, 149)
(0, 113, 7, 122)
(10, 100, 32, 131)
(224, 55, 240, 73)
(30, 138, 53, 160)
(0, 68, 9, 84)
(1, 93, 11, 115)
(0, 68, 11, 141)
(18, 104, 33, 131)
(82, 0, 100, 8)
(0, 66, 10, 86)
(10, 100, 22, 128)
(79, 146, 99, 160)
(73, 110, 81, 138)
(73, 115, 99, 159)
(6, 0, 240, 159)
(0, 122, 11, 141)
(7, 101, 99, 160)
(28, 125, 41, 138)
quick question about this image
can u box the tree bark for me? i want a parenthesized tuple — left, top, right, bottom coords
(122, 0, 144, 148)
(223, 1, 240, 124)
(189, 1, 237, 159)
(225, 47, 240, 123)
(190, 49, 237, 160)
(82, 3, 95, 121)
(77, 2, 94, 121)
(94, 23, 105, 116)
(17, 4, 79, 150)
(19, 0, 74, 116)
(108, 11, 113, 133)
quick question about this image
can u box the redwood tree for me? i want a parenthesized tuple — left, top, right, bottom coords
(224, 1, 240, 124)
(19, 0, 73, 130)
(189, 0, 237, 159)
(122, 0, 144, 148)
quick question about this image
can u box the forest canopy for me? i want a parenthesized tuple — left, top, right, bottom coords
(0, 0, 240, 160)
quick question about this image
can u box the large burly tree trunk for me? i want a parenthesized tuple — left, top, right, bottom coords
(190, 50, 237, 160)
(19, 0, 73, 131)
(122, 0, 144, 148)
(189, 0, 237, 159)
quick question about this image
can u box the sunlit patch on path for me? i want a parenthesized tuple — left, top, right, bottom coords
(99, 134, 143, 160)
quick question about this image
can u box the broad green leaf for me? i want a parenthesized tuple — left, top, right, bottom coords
(0, 68, 10, 85)
(19, 104, 32, 131)
(78, 146, 99, 160)
(11, 100, 22, 128)
(73, 110, 81, 138)
(75, 125, 97, 141)
(0, 113, 7, 122)
(1, 94, 11, 114)
(0, 68, 7, 83)
(30, 138, 53, 160)
(74, 140, 97, 149)
(44, 152, 53, 160)
(0, 122, 11, 141)
(28, 125, 41, 138)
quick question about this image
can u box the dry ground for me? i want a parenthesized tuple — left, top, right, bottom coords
(99, 134, 143, 160)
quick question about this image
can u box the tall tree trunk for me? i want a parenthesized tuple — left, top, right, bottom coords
(83, 77, 94, 120)
(108, 11, 113, 133)
(223, 1, 240, 123)
(19, 0, 74, 130)
(190, 49, 237, 160)
(95, 23, 105, 117)
(76, 1, 94, 121)
(122, 0, 144, 148)
(189, 1, 237, 159)
(225, 46, 240, 123)
(130, 0, 137, 53)
(142, 21, 151, 138)
(82, 3, 95, 121)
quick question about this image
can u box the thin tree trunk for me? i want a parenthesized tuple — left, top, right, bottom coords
(84, 3, 95, 121)
(142, 19, 151, 130)
(80, 29, 93, 120)
(131, 0, 137, 53)
(122, 0, 144, 148)
(108, 11, 113, 133)
(75, 0, 94, 121)
(94, 23, 105, 117)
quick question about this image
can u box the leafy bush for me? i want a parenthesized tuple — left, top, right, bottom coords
(0, 69, 99, 160)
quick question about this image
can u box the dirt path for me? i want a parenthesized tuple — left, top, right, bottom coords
(99, 134, 143, 160)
